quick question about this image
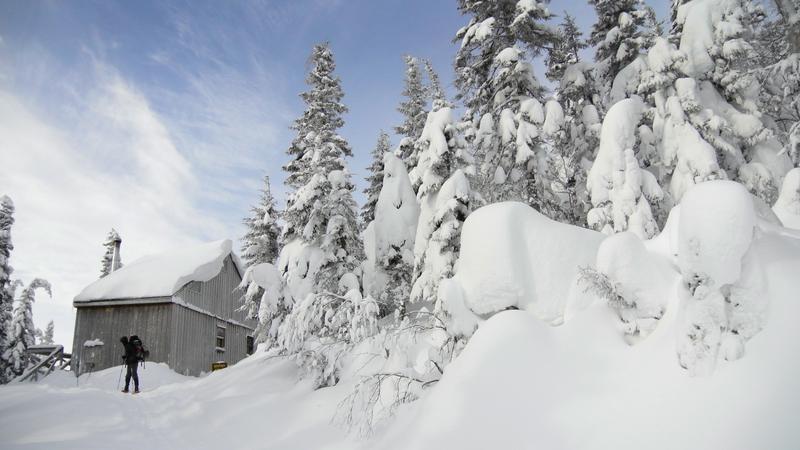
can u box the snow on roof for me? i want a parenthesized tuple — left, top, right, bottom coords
(75, 239, 241, 303)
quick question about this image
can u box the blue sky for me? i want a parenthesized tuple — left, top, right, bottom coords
(0, 0, 668, 348)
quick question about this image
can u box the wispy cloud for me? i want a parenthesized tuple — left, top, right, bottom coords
(0, 55, 237, 349)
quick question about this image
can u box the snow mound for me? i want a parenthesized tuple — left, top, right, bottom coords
(75, 240, 239, 302)
(381, 225, 800, 449)
(677, 181, 756, 286)
(444, 202, 604, 328)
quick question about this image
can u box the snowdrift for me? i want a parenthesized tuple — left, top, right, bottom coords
(377, 182, 800, 450)
(378, 235, 800, 450)
(444, 201, 604, 330)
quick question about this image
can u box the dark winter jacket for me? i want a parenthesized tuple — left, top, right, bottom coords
(120, 337, 137, 365)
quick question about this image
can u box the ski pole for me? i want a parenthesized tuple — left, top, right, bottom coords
(116, 364, 124, 391)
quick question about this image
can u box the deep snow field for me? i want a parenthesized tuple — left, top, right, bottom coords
(2, 183, 800, 450)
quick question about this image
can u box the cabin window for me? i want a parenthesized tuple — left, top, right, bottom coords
(246, 336, 254, 355)
(215, 325, 226, 351)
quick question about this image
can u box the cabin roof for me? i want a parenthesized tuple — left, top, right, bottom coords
(74, 239, 244, 304)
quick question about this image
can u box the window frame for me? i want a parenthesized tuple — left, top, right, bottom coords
(246, 335, 255, 355)
(215, 324, 226, 352)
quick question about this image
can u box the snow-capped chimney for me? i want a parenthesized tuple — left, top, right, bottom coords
(111, 234, 122, 272)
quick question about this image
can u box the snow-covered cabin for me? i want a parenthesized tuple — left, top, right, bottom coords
(72, 240, 256, 376)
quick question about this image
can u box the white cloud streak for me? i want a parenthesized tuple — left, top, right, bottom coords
(0, 62, 231, 351)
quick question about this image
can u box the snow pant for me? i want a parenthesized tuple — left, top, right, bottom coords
(125, 362, 139, 391)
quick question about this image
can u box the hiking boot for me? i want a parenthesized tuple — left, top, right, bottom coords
(133, 389, 140, 394)
(121, 389, 129, 393)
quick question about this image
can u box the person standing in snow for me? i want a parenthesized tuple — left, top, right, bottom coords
(119, 336, 140, 393)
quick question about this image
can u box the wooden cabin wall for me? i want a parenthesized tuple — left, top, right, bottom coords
(169, 255, 255, 375)
(169, 304, 254, 376)
(173, 255, 255, 327)
(71, 301, 172, 375)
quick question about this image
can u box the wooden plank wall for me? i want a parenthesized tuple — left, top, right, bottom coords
(173, 256, 255, 326)
(169, 255, 256, 375)
(169, 305, 253, 375)
(71, 302, 172, 375)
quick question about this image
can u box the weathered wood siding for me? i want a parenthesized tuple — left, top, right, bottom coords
(173, 256, 253, 325)
(168, 305, 254, 375)
(71, 301, 172, 375)
(169, 255, 255, 375)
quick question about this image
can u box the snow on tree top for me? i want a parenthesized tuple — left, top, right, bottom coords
(75, 239, 242, 302)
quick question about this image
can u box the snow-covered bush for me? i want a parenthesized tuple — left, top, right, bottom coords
(581, 231, 673, 343)
(675, 181, 765, 375)
(278, 288, 379, 388)
(334, 312, 458, 436)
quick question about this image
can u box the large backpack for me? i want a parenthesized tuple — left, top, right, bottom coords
(129, 335, 148, 362)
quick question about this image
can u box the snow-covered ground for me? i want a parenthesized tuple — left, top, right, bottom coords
(0, 357, 357, 450)
(3, 186, 800, 450)
(4, 237, 799, 450)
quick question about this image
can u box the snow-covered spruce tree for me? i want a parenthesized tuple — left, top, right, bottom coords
(362, 153, 420, 318)
(545, 13, 586, 83)
(361, 131, 391, 226)
(239, 176, 281, 325)
(277, 43, 369, 387)
(4, 278, 51, 379)
(586, 96, 663, 239)
(589, 0, 658, 109)
(238, 262, 290, 346)
(775, 0, 800, 54)
(0, 196, 17, 383)
(753, 2, 800, 166)
(543, 15, 599, 226)
(395, 56, 428, 173)
(637, 1, 792, 205)
(453, 0, 558, 207)
(241, 176, 280, 268)
(669, 0, 691, 44)
(99, 228, 122, 278)
(410, 107, 472, 312)
(423, 59, 448, 107)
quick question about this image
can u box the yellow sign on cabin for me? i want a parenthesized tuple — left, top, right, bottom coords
(211, 362, 228, 371)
